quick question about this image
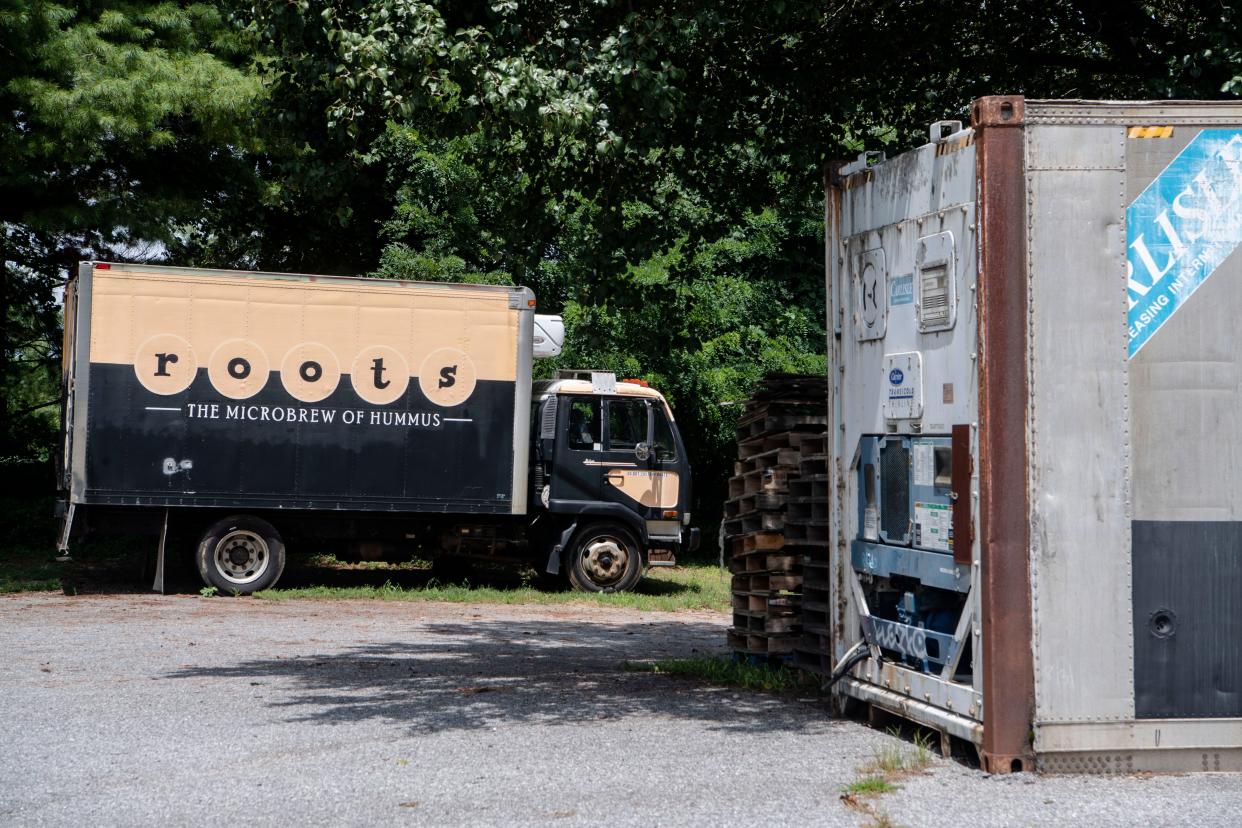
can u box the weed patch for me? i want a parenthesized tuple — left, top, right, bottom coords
(842, 776, 897, 796)
(839, 727, 937, 827)
(858, 728, 935, 777)
(256, 564, 730, 613)
(622, 655, 809, 693)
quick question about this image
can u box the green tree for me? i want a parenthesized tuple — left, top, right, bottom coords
(1, 0, 262, 461)
(235, 0, 1241, 538)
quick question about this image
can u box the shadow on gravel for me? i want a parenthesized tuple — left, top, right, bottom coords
(161, 619, 818, 735)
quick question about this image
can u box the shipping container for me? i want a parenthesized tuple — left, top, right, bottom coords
(824, 97, 1242, 772)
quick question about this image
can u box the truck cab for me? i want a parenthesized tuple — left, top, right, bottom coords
(531, 371, 698, 592)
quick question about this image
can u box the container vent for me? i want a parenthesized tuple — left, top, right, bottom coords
(916, 231, 956, 333)
(919, 264, 951, 326)
(880, 440, 911, 544)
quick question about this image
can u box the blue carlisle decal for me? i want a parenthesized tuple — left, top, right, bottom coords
(1127, 129, 1242, 358)
(890, 274, 914, 306)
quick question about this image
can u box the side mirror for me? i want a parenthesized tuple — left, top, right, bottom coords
(635, 442, 651, 461)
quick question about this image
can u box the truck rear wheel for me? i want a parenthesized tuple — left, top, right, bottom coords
(566, 522, 643, 593)
(196, 515, 285, 594)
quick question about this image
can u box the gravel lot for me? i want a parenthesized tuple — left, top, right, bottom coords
(1, 593, 1239, 827)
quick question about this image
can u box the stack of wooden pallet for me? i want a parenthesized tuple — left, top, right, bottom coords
(790, 440, 834, 677)
(724, 375, 827, 660)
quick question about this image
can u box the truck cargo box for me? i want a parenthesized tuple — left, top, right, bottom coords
(824, 97, 1242, 772)
(61, 263, 535, 515)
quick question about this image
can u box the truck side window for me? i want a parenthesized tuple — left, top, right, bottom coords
(606, 399, 648, 451)
(567, 399, 600, 450)
(653, 410, 677, 461)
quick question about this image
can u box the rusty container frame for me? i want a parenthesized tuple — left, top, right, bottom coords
(824, 95, 1242, 773)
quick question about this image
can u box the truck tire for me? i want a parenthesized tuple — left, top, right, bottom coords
(566, 522, 643, 593)
(196, 515, 285, 594)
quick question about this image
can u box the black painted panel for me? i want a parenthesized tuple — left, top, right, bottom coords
(1133, 520, 1242, 718)
(84, 364, 515, 512)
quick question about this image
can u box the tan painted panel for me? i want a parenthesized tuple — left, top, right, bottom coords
(607, 469, 679, 509)
(89, 268, 518, 382)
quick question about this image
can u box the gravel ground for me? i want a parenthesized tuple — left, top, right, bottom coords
(1, 593, 1239, 827)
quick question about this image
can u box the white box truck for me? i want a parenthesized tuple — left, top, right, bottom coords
(57, 263, 698, 593)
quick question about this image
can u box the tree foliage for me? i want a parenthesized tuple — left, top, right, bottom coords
(4, 0, 1240, 532)
(1, 0, 261, 459)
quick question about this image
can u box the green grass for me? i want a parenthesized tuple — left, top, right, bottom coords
(0, 495, 730, 610)
(859, 728, 936, 776)
(842, 777, 898, 796)
(0, 545, 62, 593)
(0, 497, 62, 593)
(255, 563, 730, 613)
(304, 553, 431, 571)
(622, 655, 807, 692)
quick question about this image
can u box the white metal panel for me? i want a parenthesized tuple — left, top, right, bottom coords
(842, 145, 937, 235)
(1026, 123, 1134, 723)
(831, 138, 982, 724)
(1125, 127, 1242, 520)
(839, 203, 978, 443)
(1027, 125, 1126, 171)
(1129, 246, 1242, 520)
(1027, 99, 1242, 126)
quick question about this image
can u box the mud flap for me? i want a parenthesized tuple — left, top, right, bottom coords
(152, 508, 169, 595)
(545, 521, 577, 575)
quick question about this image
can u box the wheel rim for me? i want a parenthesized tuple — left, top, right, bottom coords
(580, 535, 630, 588)
(213, 530, 270, 586)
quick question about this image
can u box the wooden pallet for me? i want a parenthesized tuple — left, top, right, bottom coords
(726, 466, 796, 499)
(728, 629, 800, 656)
(784, 521, 830, 545)
(746, 592, 801, 613)
(724, 491, 786, 517)
(787, 433, 827, 459)
(747, 373, 828, 403)
(788, 474, 829, 501)
(786, 493, 828, 523)
(732, 572, 803, 593)
(732, 612, 798, 635)
(798, 453, 828, 476)
(723, 510, 788, 535)
(737, 426, 827, 459)
(729, 549, 801, 573)
(733, 447, 801, 475)
(724, 375, 830, 664)
(730, 533, 789, 553)
(794, 644, 834, 676)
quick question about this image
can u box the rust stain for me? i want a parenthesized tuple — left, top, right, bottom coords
(972, 95, 1036, 774)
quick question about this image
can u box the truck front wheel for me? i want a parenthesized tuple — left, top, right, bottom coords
(196, 515, 286, 594)
(566, 522, 643, 593)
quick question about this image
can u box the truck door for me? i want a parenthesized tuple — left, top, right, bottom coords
(548, 395, 682, 529)
(548, 395, 607, 504)
(599, 398, 682, 538)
